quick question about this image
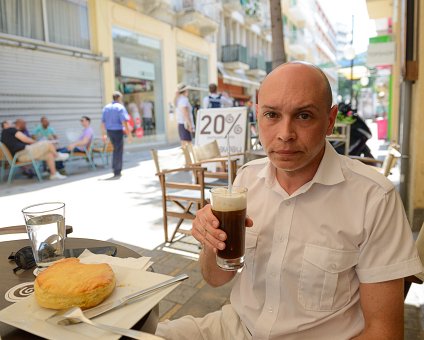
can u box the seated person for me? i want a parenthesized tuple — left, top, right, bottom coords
(56, 116, 94, 173)
(15, 118, 31, 138)
(156, 62, 422, 340)
(1, 121, 68, 180)
(14, 118, 34, 178)
(32, 116, 57, 141)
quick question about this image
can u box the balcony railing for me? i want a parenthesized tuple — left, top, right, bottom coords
(222, 44, 248, 64)
(174, 0, 220, 23)
(248, 55, 266, 71)
(173, 0, 220, 36)
(266, 61, 273, 74)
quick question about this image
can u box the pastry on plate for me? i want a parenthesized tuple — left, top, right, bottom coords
(34, 257, 116, 310)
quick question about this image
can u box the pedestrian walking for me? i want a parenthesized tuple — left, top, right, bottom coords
(101, 91, 132, 179)
(175, 84, 194, 146)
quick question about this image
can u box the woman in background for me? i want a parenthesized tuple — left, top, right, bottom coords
(175, 84, 194, 146)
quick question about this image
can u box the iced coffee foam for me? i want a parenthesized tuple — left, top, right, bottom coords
(211, 187, 247, 212)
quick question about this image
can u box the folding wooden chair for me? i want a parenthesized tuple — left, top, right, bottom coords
(182, 140, 239, 187)
(151, 147, 207, 243)
(350, 143, 401, 177)
(0, 142, 43, 184)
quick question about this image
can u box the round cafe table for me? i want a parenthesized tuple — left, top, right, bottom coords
(0, 237, 158, 339)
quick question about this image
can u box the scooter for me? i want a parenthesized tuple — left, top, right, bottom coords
(332, 103, 375, 159)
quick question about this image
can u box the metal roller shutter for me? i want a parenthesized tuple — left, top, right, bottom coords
(0, 45, 103, 143)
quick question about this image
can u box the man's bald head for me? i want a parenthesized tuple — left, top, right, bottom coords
(261, 61, 333, 111)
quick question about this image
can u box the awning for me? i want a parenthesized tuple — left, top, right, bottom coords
(338, 65, 369, 80)
(217, 62, 260, 88)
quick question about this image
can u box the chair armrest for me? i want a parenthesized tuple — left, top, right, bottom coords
(157, 166, 205, 175)
(194, 156, 239, 164)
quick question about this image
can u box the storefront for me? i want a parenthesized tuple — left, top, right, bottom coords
(112, 27, 165, 144)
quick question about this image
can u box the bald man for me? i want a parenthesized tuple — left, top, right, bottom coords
(157, 62, 422, 339)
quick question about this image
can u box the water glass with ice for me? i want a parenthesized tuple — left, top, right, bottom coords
(22, 202, 66, 271)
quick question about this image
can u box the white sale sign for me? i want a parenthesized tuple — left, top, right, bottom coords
(195, 107, 248, 155)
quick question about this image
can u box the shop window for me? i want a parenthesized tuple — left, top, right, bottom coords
(113, 27, 164, 140)
(0, 0, 44, 41)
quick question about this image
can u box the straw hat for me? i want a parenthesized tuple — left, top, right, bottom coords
(176, 83, 190, 93)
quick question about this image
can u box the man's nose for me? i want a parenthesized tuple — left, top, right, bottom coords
(277, 119, 296, 142)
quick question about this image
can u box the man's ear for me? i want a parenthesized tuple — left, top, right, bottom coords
(326, 105, 338, 136)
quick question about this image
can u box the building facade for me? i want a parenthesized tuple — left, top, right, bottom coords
(0, 0, 219, 146)
(0, 0, 342, 146)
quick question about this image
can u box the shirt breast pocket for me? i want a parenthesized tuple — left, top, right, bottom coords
(298, 244, 359, 311)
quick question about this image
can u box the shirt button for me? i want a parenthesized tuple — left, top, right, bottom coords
(331, 264, 337, 270)
(285, 201, 291, 206)
(268, 306, 273, 312)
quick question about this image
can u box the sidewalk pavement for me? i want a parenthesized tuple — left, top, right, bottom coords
(0, 143, 423, 338)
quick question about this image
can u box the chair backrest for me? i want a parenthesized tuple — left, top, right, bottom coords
(151, 147, 186, 174)
(0, 142, 13, 165)
(381, 144, 401, 177)
(192, 140, 221, 162)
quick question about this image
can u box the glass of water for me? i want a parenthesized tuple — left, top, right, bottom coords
(22, 202, 66, 272)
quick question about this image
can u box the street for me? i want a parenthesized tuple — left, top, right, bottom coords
(0, 147, 170, 250)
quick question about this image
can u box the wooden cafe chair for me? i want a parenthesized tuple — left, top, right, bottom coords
(350, 143, 401, 178)
(182, 140, 239, 188)
(151, 147, 207, 243)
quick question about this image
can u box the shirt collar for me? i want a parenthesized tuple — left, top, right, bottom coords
(257, 140, 345, 189)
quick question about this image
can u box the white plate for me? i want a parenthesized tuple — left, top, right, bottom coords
(0, 265, 176, 340)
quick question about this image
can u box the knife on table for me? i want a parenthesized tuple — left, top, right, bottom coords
(83, 273, 189, 319)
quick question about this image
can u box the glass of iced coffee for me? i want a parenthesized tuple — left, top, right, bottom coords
(210, 186, 248, 271)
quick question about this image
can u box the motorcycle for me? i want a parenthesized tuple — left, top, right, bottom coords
(332, 103, 375, 159)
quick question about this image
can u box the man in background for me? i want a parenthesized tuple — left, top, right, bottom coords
(56, 116, 94, 175)
(202, 83, 233, 109)
(32, 116, 57, 141)
(101, 91, 132, 179)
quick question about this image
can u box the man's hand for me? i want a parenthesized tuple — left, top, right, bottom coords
(102, 134, 108, 142)
(192, 204, 253, 253)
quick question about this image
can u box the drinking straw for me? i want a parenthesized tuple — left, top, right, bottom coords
(227, 133, 232, 193)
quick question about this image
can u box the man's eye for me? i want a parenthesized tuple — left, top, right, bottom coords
(264, 111, 278, 119)
(297, 112, 311, 120)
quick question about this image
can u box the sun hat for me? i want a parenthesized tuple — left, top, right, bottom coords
(176, 83, 190, 93)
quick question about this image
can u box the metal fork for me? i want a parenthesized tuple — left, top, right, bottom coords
(48, 306, 162, 340)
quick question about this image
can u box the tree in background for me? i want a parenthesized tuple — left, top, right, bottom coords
(270, 0, 286, 69)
